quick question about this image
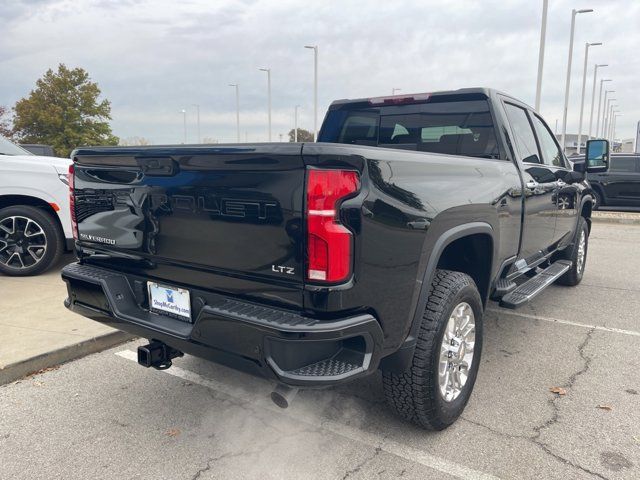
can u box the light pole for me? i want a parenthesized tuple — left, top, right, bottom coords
(392, 88, 401, 95)
(603, 96, 616, 137)
(192, 104, 201, 144)
(595, 80, 611, 138)
(576, 42, 602, 154)
(605, 103, 616, 141)
(259, 68, 272, 141)
(560, 8, 593, 153)
(304, 45, 318, 141)
(611, 113, 622, 144)
(180, 109, 187, 144)
(228, 84, 240, 143)
(535, 0, 549, 111)
(601, 90, 614, 136)
(607, 106, 618, 141)
(294, 105, 300, 142)
(588, 65, 607, 139)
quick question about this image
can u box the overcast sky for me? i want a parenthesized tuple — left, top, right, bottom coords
(1, 0, 638, 144)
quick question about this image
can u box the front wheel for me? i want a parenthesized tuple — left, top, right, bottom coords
(382, 270, 483, 430)
(556, 216, 589, 286)
(0, 205, 64, 276)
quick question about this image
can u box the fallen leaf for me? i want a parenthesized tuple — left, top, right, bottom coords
(550, 386, 567, 395)
(597, 404, 613, 411)
(165, 428, 181, 437)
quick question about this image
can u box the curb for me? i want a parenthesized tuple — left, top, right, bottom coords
(0, 331, 134, 386)
(592, 214, 640, 225)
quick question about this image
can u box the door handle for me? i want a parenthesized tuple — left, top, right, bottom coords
(526, 180, 539, 189)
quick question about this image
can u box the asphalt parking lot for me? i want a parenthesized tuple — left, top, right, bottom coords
(1, 222, 639, 480)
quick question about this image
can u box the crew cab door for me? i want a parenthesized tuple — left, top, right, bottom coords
(502, 102, 556, 263)
(601, 156, 640, 206)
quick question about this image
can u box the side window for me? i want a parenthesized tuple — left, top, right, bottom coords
(503, 103, 541, 164)
(610, 157, 637, 173)
(532, 115, 565, 168)
(337, 112, 378, 145)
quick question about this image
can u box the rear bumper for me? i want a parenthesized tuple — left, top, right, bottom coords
(61, 262, 384, 387)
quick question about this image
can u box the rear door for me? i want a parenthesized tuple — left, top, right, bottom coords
(73, 144, 305, 305)
(604, 156, 640, 206)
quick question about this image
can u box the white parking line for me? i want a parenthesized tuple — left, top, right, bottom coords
(487, 309, 640, 337)
(115, 349, 500, 480)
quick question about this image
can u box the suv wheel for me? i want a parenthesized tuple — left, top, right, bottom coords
(556, 216, 589, 286)
(592, 190, 603, 210)
(0, 206, 64, 276)
(382, 269, 483, 430)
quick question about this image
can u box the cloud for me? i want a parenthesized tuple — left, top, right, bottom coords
(0, 0, 638, 143)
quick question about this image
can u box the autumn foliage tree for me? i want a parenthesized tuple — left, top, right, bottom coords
(0, 106, 12, 139)
(12, 64, 118, 157)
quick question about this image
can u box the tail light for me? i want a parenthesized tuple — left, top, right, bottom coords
(68, 164, 78, 240)
(306, 169, 360, 283)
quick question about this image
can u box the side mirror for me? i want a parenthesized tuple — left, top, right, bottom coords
(585, 139, 610, 173)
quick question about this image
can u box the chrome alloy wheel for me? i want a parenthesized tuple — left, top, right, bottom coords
(0, 216, 48, 269)
(576, 229, 586, 274)
(439, 302, 476, 402)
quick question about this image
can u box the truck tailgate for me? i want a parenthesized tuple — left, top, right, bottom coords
(72, 144, 305, 304)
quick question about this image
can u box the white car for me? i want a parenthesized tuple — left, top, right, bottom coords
(0, 135, 72, 275)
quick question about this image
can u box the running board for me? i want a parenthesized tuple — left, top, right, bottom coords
(499, 260, 572, 309)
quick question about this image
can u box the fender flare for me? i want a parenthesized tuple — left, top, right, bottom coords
(380, 222, 494, 373)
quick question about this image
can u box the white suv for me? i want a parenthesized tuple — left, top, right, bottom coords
(0, 135, 72, 275)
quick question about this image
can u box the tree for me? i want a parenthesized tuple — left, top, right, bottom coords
(12, 64, 118, 157)
(288, 128, 314, 142)
(0, 105, 12, 139)
(119, 136, 150, 146)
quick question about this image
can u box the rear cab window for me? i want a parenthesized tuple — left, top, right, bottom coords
(319, 95, 502, 160)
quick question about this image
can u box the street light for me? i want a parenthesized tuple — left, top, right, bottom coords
(601, 89, 614, 136)
(560, 8, 593, 153)
(576, 42, 602, 154)
(605, 103, 617, 141)
(192, 104, 201, 144)
(259, 68, 272, 141)
(304, 45, 318, 142)
(228, 84, 240, 143)
(611, 113, 622, 143)
(294, 105, 300, 142)
(603, 95, 616, 137)
(588, 65, 607, 139)
(605, 105, 620, 141)
(534, 0, 549, 111)
(180, 109, 186, 144)
(595, 80, 612, 137)
(392, 88, 401, 95)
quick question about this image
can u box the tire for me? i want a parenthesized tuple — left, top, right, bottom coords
(592, 190, 603, 211)
(0, 205, 64, 276)
(382, 269, 483, 430)
(556, 216, 589, 286)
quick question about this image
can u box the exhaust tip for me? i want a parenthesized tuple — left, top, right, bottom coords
(270, 384, 298, 409)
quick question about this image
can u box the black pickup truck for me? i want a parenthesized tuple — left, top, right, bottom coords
(62, 88, 610, 430)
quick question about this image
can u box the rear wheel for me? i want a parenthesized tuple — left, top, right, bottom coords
(0, 206, 64, 276)
(382, 269, 483, 430)
(556, 216, 589, 286)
